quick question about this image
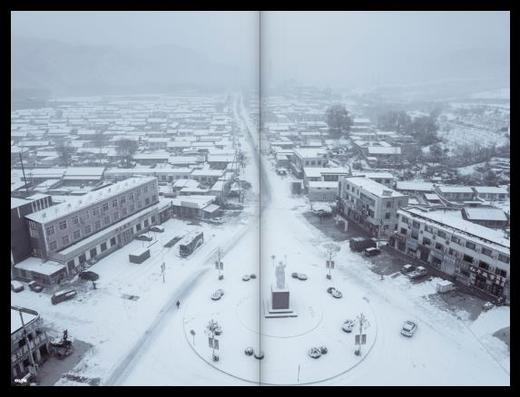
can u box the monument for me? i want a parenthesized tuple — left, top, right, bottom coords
(265, 261, 297, 318)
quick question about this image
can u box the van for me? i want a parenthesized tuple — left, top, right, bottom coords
(51, 289, 77, 305)
(11, 281, 24, 293)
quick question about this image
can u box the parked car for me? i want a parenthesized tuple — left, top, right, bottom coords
(150, 226, 165, 233)
(296, 273, 308, 281)
(28, 281, 44, 292)
(250, 274, 257, 279)
(135, 234, 153, 242)
(11, 281, 24, 293)
(342, 319, 355, 333)
(327, 287, 336, 294)
(242, 274, 251, 281)
(51, 289, 77, 305)
(408, 266, 428, 280)
(401, 264, 415, 274)
(308, 347, 322, 359)
(291, 272, 299, 279)
(364, 247, 381, 257)
(331, 289, 343, 299)
(401, 320, 418, 337)
(276, 168, 287, 176)
(350, 237, 377, 252)
(211, 289, 225, 301)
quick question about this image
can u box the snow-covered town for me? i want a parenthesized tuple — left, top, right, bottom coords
(11, 11, 509, 386)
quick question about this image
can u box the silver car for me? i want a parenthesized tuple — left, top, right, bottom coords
(401, 320, 417, 337)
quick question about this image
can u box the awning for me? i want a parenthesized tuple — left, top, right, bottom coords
(203, 204, 220, 213)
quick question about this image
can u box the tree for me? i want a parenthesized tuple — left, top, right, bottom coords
(377, 110, 411, 133)
(92, 130, 109, 156)
(56, 142, 74, 166)
(429, 143, 444, 163)
(326, 104, 353, 138)
(116, 139, 138, 167)
(407, 116, 439, 146)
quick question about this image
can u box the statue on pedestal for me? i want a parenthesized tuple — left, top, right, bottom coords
(275, 261, 286, 289)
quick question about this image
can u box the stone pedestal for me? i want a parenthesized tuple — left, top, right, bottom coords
(264, 284, 297, 318)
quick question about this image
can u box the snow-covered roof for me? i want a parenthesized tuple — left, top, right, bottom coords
(463, 207, 508, 222)
(395, 181, 434, 192)
(473, 186, 508, 195)
(367, 146, 401, 155)
(308, 181, 339, 189)
(11, 197, 30, 209)
(345, 177, 406, 198)
(11, 308, 38, 334)
(14, 256, 65, 276)
(437, 186, 474, 194)
(172, 195, 215, 209)
(25, 177, 157, 224)
(401, 207, 509, 252)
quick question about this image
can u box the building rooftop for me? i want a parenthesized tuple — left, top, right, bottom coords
(345, 177, 406, 198)
(463, 207, 508, 222)
(25, 177, 157, 224)
(11, 308, 39, 335)
(473, 186, 508, 194)
(395, 181, 434, 192)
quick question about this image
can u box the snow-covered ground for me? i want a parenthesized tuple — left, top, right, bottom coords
(11, 94, 509, 385)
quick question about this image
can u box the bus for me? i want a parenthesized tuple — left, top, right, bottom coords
(179, 231, 204, 257)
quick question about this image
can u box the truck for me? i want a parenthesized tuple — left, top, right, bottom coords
(349, 237, 377, 252)
(51, 289, 77, 305)
(179, 231, 204, 257)
(129, 248, 151, 264)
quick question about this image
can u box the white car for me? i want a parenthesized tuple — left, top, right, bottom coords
(342, 319, 355, 333)
(401, 320, 418, 337)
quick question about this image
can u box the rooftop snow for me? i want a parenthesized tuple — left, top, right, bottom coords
(395, 181, 434, 192)
(25, 177, 157, 224)
(463, 207, 508, 222)
(14, 256, 65, 276)
(345, 177, 406, 198)
(11, 308, 38, 334)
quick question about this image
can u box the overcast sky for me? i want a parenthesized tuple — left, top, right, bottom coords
(12, 11, 509, 90)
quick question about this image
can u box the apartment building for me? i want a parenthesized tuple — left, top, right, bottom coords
(391, 206, 510, 301)
(25, 177, 159, 264)
(290, 148, 328, 178)
(338, 177, 409, 237)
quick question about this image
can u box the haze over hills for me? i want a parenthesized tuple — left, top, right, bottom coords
(11, 36, 246, 99)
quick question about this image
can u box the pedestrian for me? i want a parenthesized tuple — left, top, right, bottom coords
(176, 300, 180, 309)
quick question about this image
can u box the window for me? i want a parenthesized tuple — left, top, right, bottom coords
(400, 228, 407, 234)
(46, 225, 55, 235)
(90, 248, 97, 258)
(451, 235, 461, 244)
(424, 225, 433, 233)
(498, 254, 509, 264)
(385, 212, 391, 220)
(73, 230, 81, 240)
(101, 242, 107, 252)
(136, 224, 142, 231)
(411, 231, 419, 240)
(145, 197, 150, 206)
(412, 221, 420, 229)
(437, 230, 447, 239)
(423, 237, 431, 246)
(72, 216, 79, 225)
(104, 216, 110, 225)
(112, 200, 117, 208)
(59, 220, 67, 230)
(102, 203, 109, 212)
(49, 241, 57, 250)
(495, 268, 507, 278)
(465, 241, 476, 250)
(93, 208, 99, 216)
(482, 248, 493, 257)
(114, 212, 119, 221)
(151, 216, 156, 223)
(62, 235, 70, 245)
(448, 248, 456, 256)
(120, 197, 126, 205)
(479, 261, 490, 271)
(386, 201, 392, 208)
(463, 254, 473, 263)
(144, 185, 148, 192)
(110, 237, 116, 246)
(152, 195, 157, 202)
(435, 243, 444, 251)
(401, 215, 409, 224)
(122, 208, 128, 216)
(95, 220, 101, 230)
(144, 219, 149, 227)
(79, 254, 86, 264)
(85, 225, 92, 234)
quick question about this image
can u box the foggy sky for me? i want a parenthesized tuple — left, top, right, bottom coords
(12, 11, 509, 92)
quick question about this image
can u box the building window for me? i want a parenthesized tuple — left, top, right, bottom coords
(437, 230, 447, 239)
(59, 220, 67, 230)
(122, 208, 128, 216)
(144, 219, 149, 227)
(463, 254, 473, 263)
(79, 254, 86, 264)
(144, 185, 148, 192)
(73, 230, 81, 240)
(435, 243, 444, 251)
(479, 261, 490, 271)
(49, 241, 57, 250)
(412, 221, 420, 229)
(411, 231, 419, 240)
(104, 216, 110, 225)
(423, 237, 431, 246)
(385, 212, 391, 220)
(400, 227, 407, 234)
(101, 242, 107, 252)
(72, 216, 79, 225)
(114, 212, 119, 221)
(498, 254, 509, 264)
(145, 197, 150, 206)
(93, 208, 99, 216)
(424, 225, 433, 233)
(112, 200, 117, 207)
(85, 225, 92, 234)
(136, 224, 142, 231)
(120, 197, 126, 205)
(46, 225, 55, 235)
(95, 220, 101, 230)
(451, 235, 461, 244)
(62, 235, 70, 245)
(495, 268, 507, 278)
(448, 248, 456, 256)
(151, 216, 156, 223)
(90, 248, 97, 258)
(110, 237, 116, 246)
(102, 203, 109, 212)
(386, 201, 392, 208)
(465, 241, 476, 250)
(481, 247, 493, 257)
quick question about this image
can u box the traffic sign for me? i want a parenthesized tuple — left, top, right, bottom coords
(355, 334, 367, 345)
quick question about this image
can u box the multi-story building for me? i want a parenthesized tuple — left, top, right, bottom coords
(290, 148, 328, 178)
(11, 308, 50, 381)
(24, 177, 159, 272)
(472, 186, 509, 202)
(391, 206, 510, 301)
(338, 177, 409, 237)
(435, 186, 475, 202)
(11, 195, 53, 267)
